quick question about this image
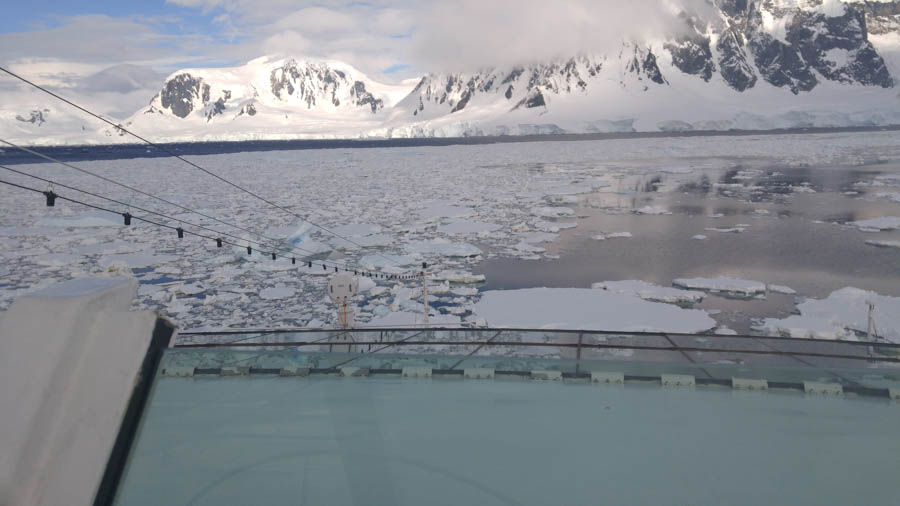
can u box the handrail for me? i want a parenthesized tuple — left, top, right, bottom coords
(175, 327, 900, 349)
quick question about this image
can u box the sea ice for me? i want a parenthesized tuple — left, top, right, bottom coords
(672, 277, 767, 298)
(766, 284, 797, 295)
(865, 240, 900, 248)
(633, 206, 671, 215)
(593, 232, 632, 240)
(431, 270, 486, 283)
(756, 287, 900, 342)
(849, 216, 900, 232)
(99, 253, 176, 269)
(35, 211, 122, 228)
(532, 206, 575, 218)
(405, 239, 482, 257)
(471, 288, 715, 332)
(259, 284, 295, 300)
(692, 235, 707, 240)
(591, 280, 704, 304)
(437, 220, 501, 234)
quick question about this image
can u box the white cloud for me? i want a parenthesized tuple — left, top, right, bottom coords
(410, 0, 699, 71)
(0, 0, 712, 119)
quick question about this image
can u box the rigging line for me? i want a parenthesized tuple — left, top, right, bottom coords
(0, 178, 310, 259)
(0, 142, 388, 274)
(0, 66, 403, 267)
(0, 177, 418, 280)
(0, 163, 344, 268)
(0, 139, 321, 261)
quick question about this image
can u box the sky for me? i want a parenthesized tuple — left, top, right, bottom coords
(0, 0, 694, 119)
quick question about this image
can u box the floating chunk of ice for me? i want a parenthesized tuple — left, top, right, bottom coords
(849, 216, 900, 232)
(865, 240, 900, 249)
(756, 287, 900, 342)
(633, 206, 671, 215)
(35, 211, 122, 228)
(692, 235, 707, 240)
(592, 280, 704, 304)
(437, 220, 501, 234)
(259, 283, 295, 300)
(532, 207, 575, 218)
(472, 288, 715, 332)
(417, 202, 473, 219)
(593, 232, 632, 240)
(99, 253, 176, 269)
(431, 270, 486, 284)
(329, 223, 383, 237)
(365, 311, 461, 327)
(767, 284, 797, 295)
(672, 277, 767, 298)
(406, 239, 482, 257)
(33, 253, 82, 267)
(704, 227, 746, 233)
(360, 254, 415, 268)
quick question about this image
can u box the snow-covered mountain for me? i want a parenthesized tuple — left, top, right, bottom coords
(3, 0, 900, 144)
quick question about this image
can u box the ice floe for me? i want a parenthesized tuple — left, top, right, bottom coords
(672, 277, 767, 298)
(437, 220, 501, 234)
(756, 287, 900, 342)
(259, 283, 295, 300)
(35, 211, 122, 228)
(592, 232, 632, 240)
(406, 239, 482, 257)
(865, 240, 900, 248)
(849, 216, 900, 232)
(591, 280, 704, 304)
(472, 288, 715, 332)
